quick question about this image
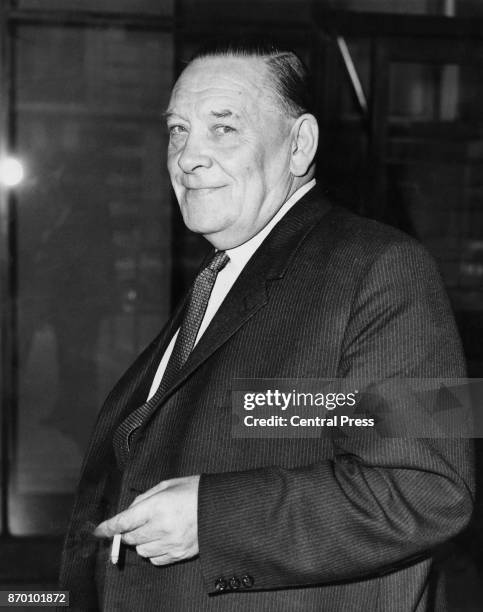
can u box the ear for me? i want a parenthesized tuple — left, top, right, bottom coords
(289, 114, 319, 177)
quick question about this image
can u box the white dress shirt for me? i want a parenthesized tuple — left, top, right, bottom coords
(147, 179, 316, 400)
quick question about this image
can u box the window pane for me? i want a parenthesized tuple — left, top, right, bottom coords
(326, 0, 447, 15)
(18, 0, 173, 16)
(11, 25, 173, 534)
(388, 62, 475, 122)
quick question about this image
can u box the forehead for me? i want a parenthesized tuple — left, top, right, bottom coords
(168, 56, 277, 116)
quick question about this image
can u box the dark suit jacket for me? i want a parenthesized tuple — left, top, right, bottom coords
(60, 187, 474, 611)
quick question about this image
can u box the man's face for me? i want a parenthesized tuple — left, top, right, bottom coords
(166, 55, 296, 249)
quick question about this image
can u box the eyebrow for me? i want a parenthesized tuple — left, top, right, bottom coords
(210, 110, 239, 119)
(162, 109, 241, 121)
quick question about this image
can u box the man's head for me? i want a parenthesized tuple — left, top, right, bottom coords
(166, 41, 318, 249)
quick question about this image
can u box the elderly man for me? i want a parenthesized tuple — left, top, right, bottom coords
(60, 41, 474, 611)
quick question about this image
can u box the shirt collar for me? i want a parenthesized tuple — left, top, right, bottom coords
(225, 179, 316, 271)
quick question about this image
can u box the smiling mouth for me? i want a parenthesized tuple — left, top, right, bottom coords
(185, 186, 224, 191)
(183, 186, 226, 199)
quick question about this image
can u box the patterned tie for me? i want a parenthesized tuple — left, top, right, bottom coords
(113, 250, 230, 467)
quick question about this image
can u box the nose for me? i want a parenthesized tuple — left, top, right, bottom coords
(177, 133, 212, 173)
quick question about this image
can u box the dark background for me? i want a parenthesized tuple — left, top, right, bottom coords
(0, 0, 482, 609)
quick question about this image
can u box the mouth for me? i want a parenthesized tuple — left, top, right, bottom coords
(184, 185, 225, 191)
(183, 185, 226, 198)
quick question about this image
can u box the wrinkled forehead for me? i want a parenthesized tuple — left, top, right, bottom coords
(168, 55, 279, 116)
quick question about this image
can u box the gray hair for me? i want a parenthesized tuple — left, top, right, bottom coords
(190, 38, 315, 119)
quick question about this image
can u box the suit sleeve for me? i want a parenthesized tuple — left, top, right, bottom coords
(197, 239, 475, 593)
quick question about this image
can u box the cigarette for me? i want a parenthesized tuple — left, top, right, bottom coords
(111, 534, 121, 565)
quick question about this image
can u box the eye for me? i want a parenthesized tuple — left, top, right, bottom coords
(213, 125, 236, 135)
(168, 124, 188, 137)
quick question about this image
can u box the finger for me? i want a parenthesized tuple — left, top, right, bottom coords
(136, 542, 167, 558)
(150, 555, 171, 566)
(122, 524, 157, 546)
(94, 504, 149, 538)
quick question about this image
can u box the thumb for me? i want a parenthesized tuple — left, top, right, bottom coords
(94, 503, 148, 538)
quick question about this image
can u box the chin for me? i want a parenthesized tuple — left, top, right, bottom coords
(182, 214, 229, 237)
(181, 204, 233, 237)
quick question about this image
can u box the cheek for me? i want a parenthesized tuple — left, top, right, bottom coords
(225, 156, 265, 195)
(223, 156, 268, 214)
(166, 154, 179, 180)
(220, 141, 264, 177)
(236, 165, 268, 205)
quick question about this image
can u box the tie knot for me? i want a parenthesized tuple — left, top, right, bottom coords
(207, 250, 230, 273)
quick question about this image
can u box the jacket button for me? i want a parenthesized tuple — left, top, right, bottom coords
(241, 574, 254, 588)
(228, 576, 241, 590)
(215, 578, 228, 592)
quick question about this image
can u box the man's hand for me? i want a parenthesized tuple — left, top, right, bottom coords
(94, 475, 200, 566)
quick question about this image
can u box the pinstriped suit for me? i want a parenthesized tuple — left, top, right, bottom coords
(60, 187, 474, 611)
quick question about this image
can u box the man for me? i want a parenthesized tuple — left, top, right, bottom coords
(60, 41, 474, 611)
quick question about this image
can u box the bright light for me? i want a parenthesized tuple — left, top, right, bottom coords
(0, 157, 25, 187)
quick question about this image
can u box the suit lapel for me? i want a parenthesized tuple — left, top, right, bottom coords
(79, 242, 235, 478)
(81, 291, 189, 475)
(103, 245, 221, 429)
